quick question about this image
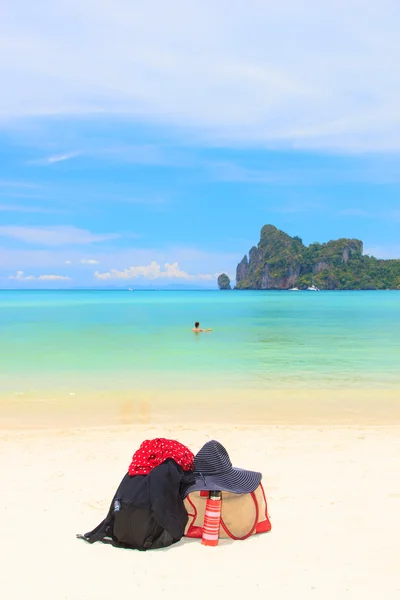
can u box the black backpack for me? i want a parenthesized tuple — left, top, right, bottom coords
(77, 459, 193, 551)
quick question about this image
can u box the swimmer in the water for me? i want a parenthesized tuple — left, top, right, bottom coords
(192, 321, 212, 332)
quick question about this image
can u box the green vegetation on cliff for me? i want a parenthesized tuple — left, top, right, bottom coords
(235, 225, 400, 290)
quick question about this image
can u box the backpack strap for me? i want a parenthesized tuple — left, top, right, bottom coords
(76, 473, 130, 544)
(76, 514, 114, 544)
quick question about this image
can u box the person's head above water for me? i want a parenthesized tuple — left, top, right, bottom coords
(192, 322, 212, 332)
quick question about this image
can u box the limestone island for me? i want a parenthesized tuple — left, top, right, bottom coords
(222, 224, 400, 290)
(217, 273, 232, 290)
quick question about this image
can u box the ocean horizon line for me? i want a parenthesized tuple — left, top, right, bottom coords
(1, 288, 400, 292)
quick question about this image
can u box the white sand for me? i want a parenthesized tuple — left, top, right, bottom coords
(1, 421, 400, 599)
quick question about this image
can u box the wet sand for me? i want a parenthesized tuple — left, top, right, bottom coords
(1, 387, 400, 429)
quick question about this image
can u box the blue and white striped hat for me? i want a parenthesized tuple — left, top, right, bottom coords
(184, 440, 262, 495)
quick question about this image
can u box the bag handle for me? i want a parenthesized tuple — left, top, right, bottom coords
(219, 491, 259, 540)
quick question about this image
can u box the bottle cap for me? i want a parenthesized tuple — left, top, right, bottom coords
(209, 490, 222, 499)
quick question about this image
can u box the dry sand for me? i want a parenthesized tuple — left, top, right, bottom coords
(1, 392, 400, 599)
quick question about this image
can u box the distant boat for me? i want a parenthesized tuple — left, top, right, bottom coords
(307, 284, 320, 291)
(128, 288, 133, 291)
(288, 286, 299, 291)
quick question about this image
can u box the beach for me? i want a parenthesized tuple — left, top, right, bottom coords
(1, 290, 400, 598)
(1, 413, 400, 600)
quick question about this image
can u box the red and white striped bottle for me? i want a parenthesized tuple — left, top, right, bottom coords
(201, 491, 222, 546)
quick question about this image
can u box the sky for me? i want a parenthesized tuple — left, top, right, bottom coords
(1, 0, 400, 288)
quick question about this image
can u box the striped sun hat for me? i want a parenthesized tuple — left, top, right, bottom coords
(184, 440, 262, 495)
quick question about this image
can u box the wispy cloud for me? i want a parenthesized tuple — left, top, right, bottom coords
(0, 181, 41, 189)
(9, 270, 71, 281)
(90, 145, 188, 166)
(87, 191, 168, 206)
(336, 209, 400, 220)
(0, 2, 400, 151)
(28, 151, 80, 165)
(0, 203, 62, 213)
(80, 258, 99, 264)
(337, 208, 370, 217)
(48, 151, 80, 164)
(0, 225, 120, 246)
(209, 162, 276, 183)
(0, 192, 45, 199)
(0, 246, 240, 273)
(209, 161, 400, 186)
(95, 261, 215, 281)
(272, 202, 323, 214)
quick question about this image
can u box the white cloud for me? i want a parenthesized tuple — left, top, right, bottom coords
(9, 270, 71, 281)
(210, 161, 400, 185)
(0, 203, 61, 213)
(48, 152, 79, 164)
(9, 270, 35, 281)
(94, 261, 215, 281)
(90, 145, 183, 166)
(65, 260, 72, 264)
(0, 246, 241, 273)
(0, 225, 119, 245)
(29, 151, 80, 165)
(0, 181, 41, 189)
(80, 258, 99, 264)
(37, 274, 71, 280)
(0, 1, 400, 151)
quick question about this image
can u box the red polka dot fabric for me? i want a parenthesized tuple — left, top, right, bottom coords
(128, 438, 194, 476)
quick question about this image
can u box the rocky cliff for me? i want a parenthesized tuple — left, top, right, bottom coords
(234, 225, 400, 290)
(217, 273, 232, 290)
(236, 225, 307, 289)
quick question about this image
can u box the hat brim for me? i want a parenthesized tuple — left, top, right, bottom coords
(184, 467, 262, 496)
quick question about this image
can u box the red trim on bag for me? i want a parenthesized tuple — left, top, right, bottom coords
(259, 483, 267, 515)
(257, 483, 272, 532)
(185, 494, 197, 517)
(200, 490, 209, 497)
(185, 494, 201, 537)
(186, 525, 203, 538)
(219, 491, 259, 540)
(255, 520, 271, 533)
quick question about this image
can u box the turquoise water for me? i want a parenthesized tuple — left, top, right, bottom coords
(0, 290, 399, 392)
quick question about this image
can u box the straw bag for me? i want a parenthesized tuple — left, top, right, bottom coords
(184, 483, 271, 540)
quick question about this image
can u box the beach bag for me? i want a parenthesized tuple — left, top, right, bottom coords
(184, 483, 271, 540)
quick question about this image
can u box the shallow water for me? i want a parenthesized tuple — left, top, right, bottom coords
(1, 290, 399, 394)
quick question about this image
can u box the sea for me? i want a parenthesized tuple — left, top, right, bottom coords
(1, 290, 399, 397)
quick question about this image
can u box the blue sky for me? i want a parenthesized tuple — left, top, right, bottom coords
(1, 1, 400, 288)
